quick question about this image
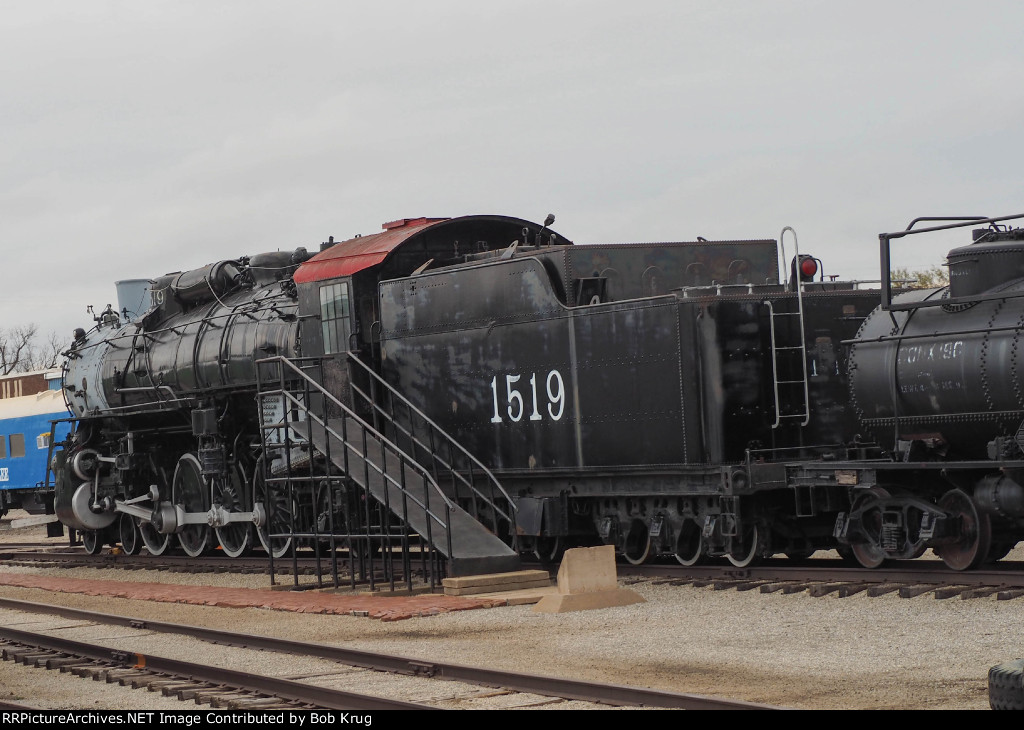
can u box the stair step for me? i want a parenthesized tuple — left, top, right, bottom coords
(443, 570, 552, 596)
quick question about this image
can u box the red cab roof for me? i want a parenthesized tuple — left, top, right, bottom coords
(293, 217, 448, 283)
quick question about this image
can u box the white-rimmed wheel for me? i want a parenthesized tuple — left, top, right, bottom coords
(674, 518, 704, 566)
(623, 519, 651, 565)
(140, 520, 172, 556)
(119, 512, 140, 555)
(213, 463, 252, 558)
(534, 536, 565, 564)
(727, 522, 764, 568)
(173, 453, 210, 558)
(81, 529, 103, 555)
(254, 456, 292, 559)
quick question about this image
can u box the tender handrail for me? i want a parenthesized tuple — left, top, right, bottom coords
(346, 352, 516, 524)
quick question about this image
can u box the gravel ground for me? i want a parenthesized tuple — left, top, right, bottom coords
(3, 511, 1024, 710)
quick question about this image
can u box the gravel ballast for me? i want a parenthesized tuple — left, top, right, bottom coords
(3, 512, 1023, 709)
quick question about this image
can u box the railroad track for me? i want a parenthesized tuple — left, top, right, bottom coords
(8, 546, 1024, 599)
(0, 597, 772, 710)
(617, 559, 1024, 600)
(0, 628, 424, 711)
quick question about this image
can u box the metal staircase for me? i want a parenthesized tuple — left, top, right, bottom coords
(254, 355, 520, 588)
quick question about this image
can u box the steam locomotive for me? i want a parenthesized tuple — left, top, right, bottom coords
(52, 212, 1024, 573)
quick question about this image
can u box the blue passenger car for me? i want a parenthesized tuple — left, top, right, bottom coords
(0, 371, 70, 516)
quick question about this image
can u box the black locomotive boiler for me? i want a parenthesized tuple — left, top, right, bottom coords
(52, 212, 1024, 574)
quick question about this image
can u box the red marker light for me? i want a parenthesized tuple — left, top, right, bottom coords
(800, 257, 818, 278)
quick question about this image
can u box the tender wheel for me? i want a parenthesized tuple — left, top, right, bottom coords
(622, 519, 651, 565)
(727, 522, 763, 568)
(850, 487, 891, 569)
(254, 456, 292, 559)
(986, 541, 1017, 564)
(139, 520, 172, 556)
(173, 453, 210, 558)
(119, 512, 141, 555)
(990, 659, 1024, 710)
(674, 518, 704, 566)
(534, 536, 565, 564)
(82, 529, 103, 555)
(213, 464, 252, 558)
(935, 488, 992, 571)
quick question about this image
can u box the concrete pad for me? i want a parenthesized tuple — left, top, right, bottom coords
(533, 587, 645, 613)
(471, 585, 560, 606)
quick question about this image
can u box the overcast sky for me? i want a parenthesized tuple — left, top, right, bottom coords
(3, 1, 1023, 341)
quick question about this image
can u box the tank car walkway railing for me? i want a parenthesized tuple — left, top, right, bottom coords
(345, 352, 517, 546)
(255, 356, 520, 585)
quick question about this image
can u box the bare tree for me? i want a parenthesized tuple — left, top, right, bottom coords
(0, 325, 68, 374)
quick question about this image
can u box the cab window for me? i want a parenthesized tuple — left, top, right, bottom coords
(320, 282, 351, 355)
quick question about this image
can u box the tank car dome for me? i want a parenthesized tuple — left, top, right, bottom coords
(947, 225, 1024, 298)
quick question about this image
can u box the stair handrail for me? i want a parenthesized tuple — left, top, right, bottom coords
(256, 356, 456, 532)
(346, 352, 517, 525)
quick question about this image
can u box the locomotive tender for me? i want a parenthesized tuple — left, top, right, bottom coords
(52, 212, 1024, 572)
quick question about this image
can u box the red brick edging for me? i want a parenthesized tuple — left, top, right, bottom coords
(0, 573, 504, 622)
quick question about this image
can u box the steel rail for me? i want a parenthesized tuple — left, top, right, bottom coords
(0, 597, 775, 710)
(617, 559, 1024, 588)
(0, 623, 432, 711)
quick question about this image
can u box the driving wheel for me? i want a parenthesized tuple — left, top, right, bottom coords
(82, 529, 103, 555)
(119, 512, 140, 555)
(173, 453, 210, 557)
(213, 463, 252, 558)
(254, 456, 292, 559)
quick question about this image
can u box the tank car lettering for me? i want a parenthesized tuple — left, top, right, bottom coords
(489, 370, 565, 423)
(0, 468, 7, 482)
(901, 345, 923, 364)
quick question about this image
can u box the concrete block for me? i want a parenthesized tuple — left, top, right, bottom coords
(557, 545, 619, 594)
(532, 588, 645, 613)
(531, 545, 646, 613)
